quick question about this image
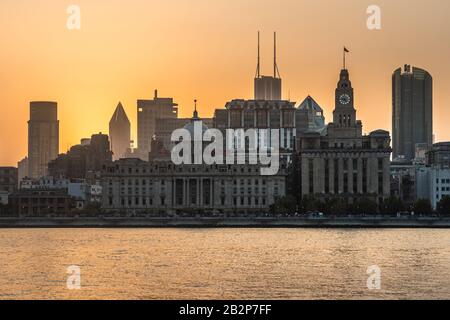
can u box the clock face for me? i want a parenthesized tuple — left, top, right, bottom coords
(339, 94, 351, 105)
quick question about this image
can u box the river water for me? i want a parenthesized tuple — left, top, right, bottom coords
(0, 228, 449, 299)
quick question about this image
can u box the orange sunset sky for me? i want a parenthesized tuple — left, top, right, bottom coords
(1, 0, 450, 166)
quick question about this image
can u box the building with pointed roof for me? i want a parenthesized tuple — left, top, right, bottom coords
(295, 96, 326, 137)
(109, 102, 131, 161)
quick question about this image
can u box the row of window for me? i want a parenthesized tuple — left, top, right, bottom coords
(107, 196, 269, 207)
(108, 178, 273, 187)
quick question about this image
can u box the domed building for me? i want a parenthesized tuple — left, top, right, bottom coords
(149, 100, 210, 161)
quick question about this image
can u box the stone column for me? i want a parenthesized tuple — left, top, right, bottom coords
(348, 157, 354, 194)
(338, 157, 344, 194)
(383, 156, 390, 197)
(314, 157, 325, 194)
(357, 158, 363, 194)
(369, 157, 378, 194)
(329, 157, 335, 194)
(301, 156, 309, 196)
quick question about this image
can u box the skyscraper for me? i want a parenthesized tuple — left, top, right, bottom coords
(392, 65, 433, 161)
(28, 101, 59, 178)
(109, 102, 131, 161)
(137, 90, 178, 159)
(254, 32, 282, 100)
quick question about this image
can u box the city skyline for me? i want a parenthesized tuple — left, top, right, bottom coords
(2, 0, 450, 166)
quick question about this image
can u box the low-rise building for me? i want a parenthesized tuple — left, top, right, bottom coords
(0, 167, 18, 194)
(417, 166, 450, 209)
(0, 190, 9, 205)
(101, 158, 287, 215)
(9, 188, 75, 216)
(415, 142, 450, 209)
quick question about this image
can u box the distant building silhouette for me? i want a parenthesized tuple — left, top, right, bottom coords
(137, 90, 178, 159)
(48, 133, 112, 181)
(109, 102, 131, 161)
(254, 32, 282, 100)
(28, 101, 59, 178)
(392, 65, 433, 161)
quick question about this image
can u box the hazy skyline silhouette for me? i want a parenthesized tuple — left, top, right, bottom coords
(1, 0, 450, 165)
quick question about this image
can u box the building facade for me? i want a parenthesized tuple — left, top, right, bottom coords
(392, 65, 433, 160)
(214, 99, 297, 162)
(416, 142, 450, 209)
(417, 167, 450, 209)
(28, 101, 59, 178)
(101, 158, 286, 214)
(390, 159, 421, 207)
(0, 167, 18, 194)
(426, 142, 450, 167)
(137, 90, 178, 158)
(297, 68, 391, 203)
(9, 188, 75, 216)
(109, 102, 131, 160)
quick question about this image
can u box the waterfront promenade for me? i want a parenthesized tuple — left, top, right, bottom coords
(1, 216, 450, 228)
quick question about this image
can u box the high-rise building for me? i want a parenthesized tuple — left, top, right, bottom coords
(28, 101, 59, 178)
(392, 65, 433, 161)
(254, 32, 282, 100)
(137, 90, 178, 159)
(109, 102, 131, 160)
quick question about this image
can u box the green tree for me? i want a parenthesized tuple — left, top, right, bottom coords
(379, 196, 405, 215)
(436, 196, 450, 216)
(320, 198, 347, 216)
(272, 196, 297, 215)
(299, 195, 320, 213)
(353, 198, 378, 215)
(413, 199, 434, 216)
(286, 153, 302, 206)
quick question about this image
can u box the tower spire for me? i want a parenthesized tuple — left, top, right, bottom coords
(193, 99, 199, 119)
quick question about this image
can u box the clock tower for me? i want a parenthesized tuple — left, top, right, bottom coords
(333, 68, 357, 127)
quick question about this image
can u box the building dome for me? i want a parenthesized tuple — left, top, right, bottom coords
(183, 121, 209, 138)
(182, 99, 208, 138)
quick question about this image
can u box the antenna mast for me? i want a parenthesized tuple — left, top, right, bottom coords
(256, 31, 260, 78)
(274, 32, 280, 78)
